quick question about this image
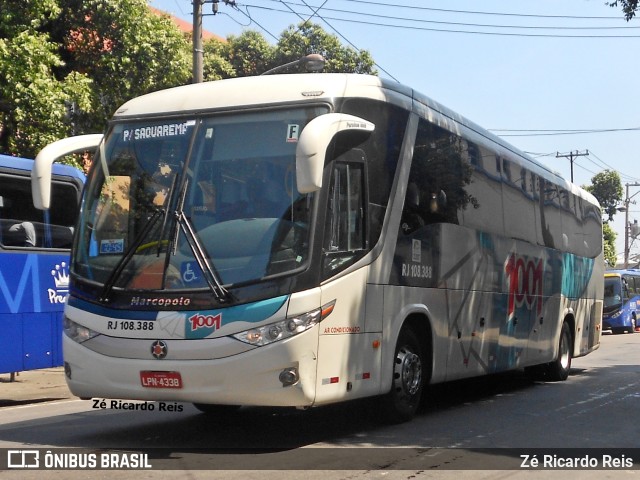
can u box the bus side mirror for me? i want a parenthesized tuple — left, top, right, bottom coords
(33, 134, 103, 209)
(295, 113, 374, 193)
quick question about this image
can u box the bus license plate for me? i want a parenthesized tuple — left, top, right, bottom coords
(140, 371, 183, 389)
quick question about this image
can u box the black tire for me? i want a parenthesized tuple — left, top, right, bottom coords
(192, 403, 241, 415)
(546, 321, 572, 381)
(380, 327, 425, 423)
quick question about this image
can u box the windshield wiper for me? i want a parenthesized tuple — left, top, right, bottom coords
(99, 208, 164, 303)
(173, 180, 230, 303)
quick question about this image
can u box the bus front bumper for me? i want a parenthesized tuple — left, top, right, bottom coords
(62, 332, 318, 408)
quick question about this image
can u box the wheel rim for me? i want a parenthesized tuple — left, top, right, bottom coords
(394, 346, 422, 397)
(559, 329, 570, 370)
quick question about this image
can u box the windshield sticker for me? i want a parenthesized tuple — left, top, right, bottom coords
(100, 238, 125, 254)
(122, 121, 195, 142)
(180, 261, 205, 286)
(286, 124, 300, 143)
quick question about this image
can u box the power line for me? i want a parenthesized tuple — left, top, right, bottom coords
(276, 0, 399, 80)
(526, 150, 640, 184)
(587, 151, 640, 183)
(340, 0, 630, 20)
(556, 150, 589, 182)
(491, 127, 640, 136)
(240, 1, 640, 38)
(236, 5, 281, 40)
(261, 0, 640, 30)
(584, 150, 620, 172)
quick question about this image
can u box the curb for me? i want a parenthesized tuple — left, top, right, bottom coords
(0, 367, 74, 407)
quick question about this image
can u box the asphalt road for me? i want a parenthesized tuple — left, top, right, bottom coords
(0, 330, 639, 479)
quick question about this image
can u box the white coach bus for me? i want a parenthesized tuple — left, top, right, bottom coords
(34, 73, 603, 422)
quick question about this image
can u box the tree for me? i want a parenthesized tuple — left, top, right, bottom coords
(223, 30, 275, 78)
(603, 222, 617, 267)
(583, 170, 623, 223)
(0, 0, 92, 159)
(274, 22, 376, 75)
(51, 0, 191, 133)
(0, 0, 191, 160)
(202, 37, 235, 81)
(583, 169, 623, 267)
(607, 1, 639, 20)
(202, 22, 377, 79)
(1, 7, 377, 162)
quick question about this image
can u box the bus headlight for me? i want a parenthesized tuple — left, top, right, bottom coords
(64, 316, 101, 344)
(232, 300, 336, 346)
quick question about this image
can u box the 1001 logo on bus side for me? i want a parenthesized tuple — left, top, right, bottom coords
(504, 254, 544, 318)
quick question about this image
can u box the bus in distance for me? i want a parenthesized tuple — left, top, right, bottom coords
(0, 154, 85, 375)
(603, 269, 640, 334)
(34, 74, 603, 422)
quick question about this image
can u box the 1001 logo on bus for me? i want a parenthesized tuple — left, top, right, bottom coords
(188, 313, 221, 332)
(504, 254, 544, 318)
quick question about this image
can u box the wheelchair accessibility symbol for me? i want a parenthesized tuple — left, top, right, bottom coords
(180, 262, 202, 285)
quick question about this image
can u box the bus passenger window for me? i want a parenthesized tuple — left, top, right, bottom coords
(0, 174, 78, 249)
(402, 118, 477, 231)
(622, 278, 631, 300)
(1, 220, 36, 247)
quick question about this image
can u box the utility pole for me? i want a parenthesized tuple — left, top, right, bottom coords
(556, 150, 589, 183)
(192, 1, 230, 83)
(623, 182, 640, 268)
(192, 0, 204, 83)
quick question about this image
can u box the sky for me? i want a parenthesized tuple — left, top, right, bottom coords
(150, 0, 640, 264)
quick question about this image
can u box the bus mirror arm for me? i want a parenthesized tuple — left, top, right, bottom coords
(295, 113, 374, 194)
(33, 134, 103, 210)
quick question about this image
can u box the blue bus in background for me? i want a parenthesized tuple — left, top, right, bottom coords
(0, 154, 85, 374)
(603, 269, 640, 334)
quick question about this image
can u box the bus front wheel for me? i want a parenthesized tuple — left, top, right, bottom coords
(380, 326, 425, 423)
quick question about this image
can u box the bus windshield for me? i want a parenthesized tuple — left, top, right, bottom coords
(74, 107, 326, 293)
(604, 276, 623, 311)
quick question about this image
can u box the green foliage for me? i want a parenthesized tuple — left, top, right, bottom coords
(1, 5, 377, 162)
(583, 169, 623, 223)
(224, 30, 275, 77)
(202, 38, 235, 81)
(602, 222, 617, 266)
(0, 0, 191, 159)
(204, 22, 377, 78)
(54, 0, 191, 132)
(0, 0, 61, 36)
(0, 29, 92, 159)
(607, 1, 639, 20)
(274, 22, 376, 74)
(583, 170, 623, 267)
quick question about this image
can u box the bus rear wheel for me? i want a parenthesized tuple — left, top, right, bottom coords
(546, 321, 572, 381)
(380, 326, 425, 423)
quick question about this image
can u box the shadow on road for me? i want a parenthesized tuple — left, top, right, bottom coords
(0, 369, 542, 450)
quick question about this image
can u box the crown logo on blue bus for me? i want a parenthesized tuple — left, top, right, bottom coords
(51, 262, 69, 290)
